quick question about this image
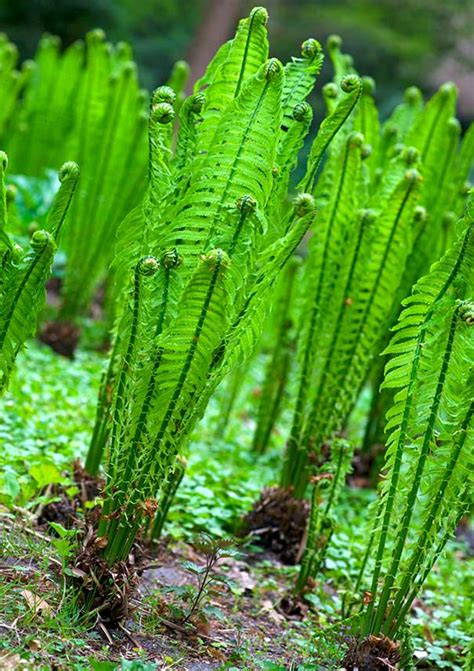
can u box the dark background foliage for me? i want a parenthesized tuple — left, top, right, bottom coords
(1, 0, 472, 121)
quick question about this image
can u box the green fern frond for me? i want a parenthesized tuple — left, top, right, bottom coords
(160, 58, 283, 285)
(0, 231, 56, 392)
(296, 438, 354, 590)
(195, 6, 269, 156)
(299, 74, 362, 193)
(0, 155, 77, 393)
(380, 86, 423, 157)
(281, 37, 323, 125)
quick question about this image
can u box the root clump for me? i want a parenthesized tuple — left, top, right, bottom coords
(71, 527, 140, 625)
(241, 486, 309, 564)
(342, 634, 401, 670)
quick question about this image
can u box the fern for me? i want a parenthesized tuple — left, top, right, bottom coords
(0, 35, 31, 141)
(279, 47, 472, 503)
(0, 30, 148, 320)
(361, 85, 472, 470)
(296, 438, 354, 592)
(252, 257, 301, 454)
(357, 201, 473, 638)
(84, 9, 329, 560)
(0, 153, 78, 393)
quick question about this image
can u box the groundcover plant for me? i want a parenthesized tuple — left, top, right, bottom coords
(0, 5, 472, 671)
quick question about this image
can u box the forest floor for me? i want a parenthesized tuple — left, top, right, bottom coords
(0, 342, 472, 670)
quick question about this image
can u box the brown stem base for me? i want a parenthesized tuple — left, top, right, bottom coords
(36, 460, 104, 530)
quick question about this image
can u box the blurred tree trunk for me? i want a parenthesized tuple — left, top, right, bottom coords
(186, 0, 243, 90)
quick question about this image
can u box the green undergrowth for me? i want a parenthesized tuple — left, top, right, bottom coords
(0, 341, 472, 669)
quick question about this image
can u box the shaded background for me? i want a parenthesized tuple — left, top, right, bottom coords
(1, 0, 473, 123)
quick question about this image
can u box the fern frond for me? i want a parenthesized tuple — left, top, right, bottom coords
(281, 38, 323, 125)
(195, 7, 269, 155)
(299, 74, 362, 193)
(381, 86, 423, 154)
(0, 231, 56, 392)
(296, 438, 354, 590)
(160, 59, 283, 285)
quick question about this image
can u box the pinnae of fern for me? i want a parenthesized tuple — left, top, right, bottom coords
(137, 255, 159, 276)
(326, 34, 342, 52)
(236, 195, 257, 215)
(362, 76, 376, 95)
(264, 58, 283, 82)
(323, 82, 339, 100)
(293, 193, 315, 218)
(190, 92, 205, 114)
(30, 230, 53, 251)
(404, 85, 422, 104)
(162, 248, 183, 269)
(341, 74, 360, 93)
(59, 161, 80, 182)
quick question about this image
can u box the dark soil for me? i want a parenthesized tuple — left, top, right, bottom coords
(240, 485, 309, 564)
(126, 539, 307, 668)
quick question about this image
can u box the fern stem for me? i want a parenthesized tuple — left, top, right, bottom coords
(296, 440, 346, 591)
(300, 76, 361, 193)
(99, 259, 152, 537)
(149, 462, 186, 540)
(106, 251, 226, 557)
(389, 499, 468, 638)
(116, 267, 171, 489)
(150, 252, 224, 455)
(85, 354, 116, 475)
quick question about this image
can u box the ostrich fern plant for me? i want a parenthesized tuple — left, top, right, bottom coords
(80, 7, 370, 561)
(0, 151, 79, 393)
(0, 31, 148, 320)
(279, 39, 472, 500)
(350, 199, 473, 639)
(362, 86, 474, 455)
